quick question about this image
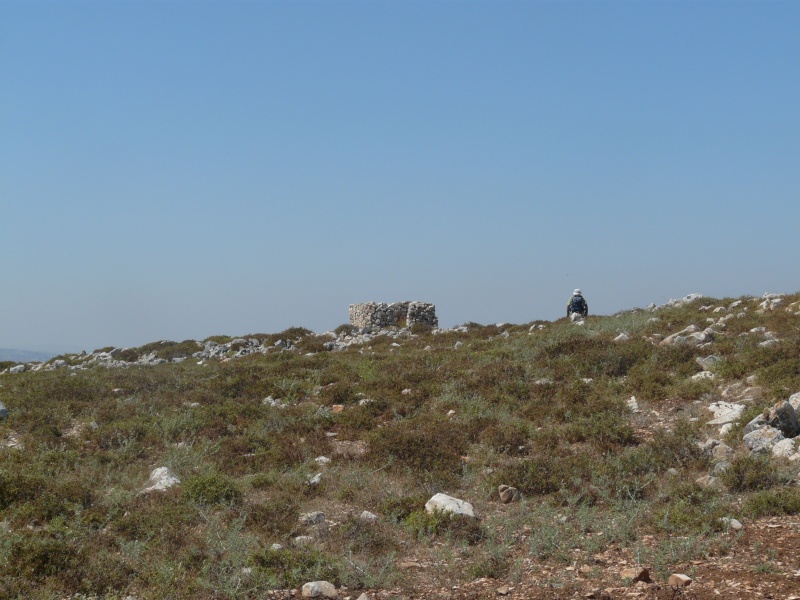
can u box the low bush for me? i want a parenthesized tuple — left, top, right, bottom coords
(250, 547, 341, 588)
(404, 509, 484, 545)
(720, 454, 782, 492)
(744, 487, 800, 517)
(184, 472, 242, 506)
(367, 415, 468, 478)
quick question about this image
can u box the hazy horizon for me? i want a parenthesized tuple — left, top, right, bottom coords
(3, 1, 799, 353)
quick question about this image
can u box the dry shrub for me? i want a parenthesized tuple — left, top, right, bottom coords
(367, 415, 468, 477)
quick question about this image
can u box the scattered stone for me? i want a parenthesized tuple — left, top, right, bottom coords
(270, 543, 284, 551)
(660, 325, 715, 347)
(691, 371, 715, 381)
(141, 467, 180, 493)
(707, 401, 745, 426)
(307, 473, 323, 486)
(613, 333, 630, 343)
(425, 493, 475, 518)
(454, 341, 463, 349)
(712, 461, 731, 475)
(293, 535, 315, 546)
(299, 511, 326, 526)
(626, 396, 639, 411)
(668, 573, 692, 587)
(496, 585, 511, 595)
(711, 442, 733, 462)
(301, 580, 338, 598)
(315, 456, 331, 465)
(695, 475, 719, 488)
(743, 426, 785, 454)
(665, 468, 679, 477)
(743, 413, 768, 435)
(498, 485, 521, 503)
(772, 438, 798, 459)
(359, 510, 378, 522)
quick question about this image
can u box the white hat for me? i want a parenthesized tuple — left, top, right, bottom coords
(573, 289, 581, 295)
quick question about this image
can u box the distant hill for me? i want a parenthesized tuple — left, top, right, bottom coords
(0, 348, 55, 363)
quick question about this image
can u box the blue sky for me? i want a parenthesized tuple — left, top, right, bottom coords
(2, 0, 798, 353)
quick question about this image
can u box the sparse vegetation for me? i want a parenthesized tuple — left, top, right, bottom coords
(0, 291, 798, 597)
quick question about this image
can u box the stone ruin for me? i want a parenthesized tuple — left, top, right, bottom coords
(349, 301, 438, 329)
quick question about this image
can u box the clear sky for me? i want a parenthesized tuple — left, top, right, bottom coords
(2, 0, 798, 353)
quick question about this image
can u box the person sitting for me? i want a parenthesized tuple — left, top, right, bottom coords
(567, 289, 588, 321)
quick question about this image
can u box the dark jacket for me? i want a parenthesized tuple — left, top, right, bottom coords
(567, 295, 588, 317)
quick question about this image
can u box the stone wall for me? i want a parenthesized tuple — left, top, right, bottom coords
(349, 302, 438, 329)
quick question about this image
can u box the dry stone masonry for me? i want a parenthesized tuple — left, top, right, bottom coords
(349, 301, 438, 329)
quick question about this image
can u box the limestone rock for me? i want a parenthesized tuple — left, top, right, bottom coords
(695, 475, 719, 488)
(743, 413, 768, 435)
(789, 392, 800, 413)
(141, 467, 180, 493)
(293, 535, 315, 546)
(613, 333, 630, 343)
(771, 438, 798, 459)
(691, 371, 715, 381)
(712, 461, 731, 475)
(359, 511, 378, 522)
(301, 580, 338, 598)
(425, 493, 475, 518)
(299, 511, 326, 525)
(743, 426, 784, 454)
(711, 442, 733, 462)
(707, 401, 745, 426)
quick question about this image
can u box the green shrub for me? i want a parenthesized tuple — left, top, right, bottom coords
(649, 482, 729, 534)
(250, 547, 341, 588)
(244, 486, 301, 535)
(404, 509, 484, 545)
(367, 415, 468, 477)
(334, 323, 358, 336)
(744, 487, 800, 517)
(378, 493, 429, 524)
(478, 420, 530, 454)
(184, 472, 242, 506)
(7, 533, 75, 580)
(336, 514, 398, 554)
(491, 452, 595, 497)
(720, 454, 781, 492)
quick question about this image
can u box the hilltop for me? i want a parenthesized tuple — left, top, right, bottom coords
(1, 291, 799, 599)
